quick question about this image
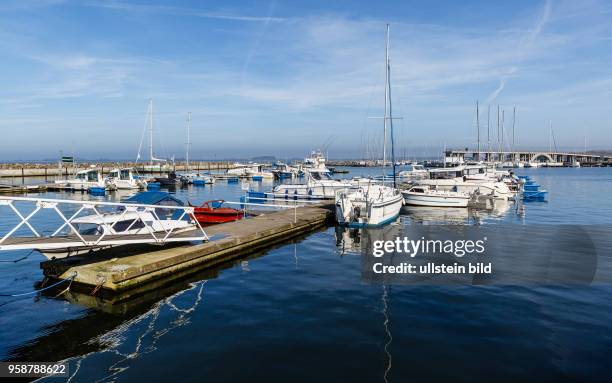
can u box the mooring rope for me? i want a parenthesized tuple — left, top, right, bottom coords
(0, 272, 77, 297)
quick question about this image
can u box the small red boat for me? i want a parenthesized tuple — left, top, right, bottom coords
(189, 200, 245, 225)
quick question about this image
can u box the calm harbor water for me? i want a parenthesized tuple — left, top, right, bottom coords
(1, 167, 611, 382)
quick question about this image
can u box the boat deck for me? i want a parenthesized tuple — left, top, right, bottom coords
(40, 203, 334, 296)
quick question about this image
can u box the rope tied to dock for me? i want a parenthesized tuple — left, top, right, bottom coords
(0, 272, 77, 297)
(90, 275, 107, 296)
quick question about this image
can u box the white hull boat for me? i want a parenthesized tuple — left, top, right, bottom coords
(402, 186, 470, 207)
(336, 184, 404, 227)
(273, 171, 352, 199)
(397, 164, 428, 179)
(422, 165, 515, 200)
(335, 25, 404, 228)
(55, 168, 105, 191)
(105, 168, 147, 190)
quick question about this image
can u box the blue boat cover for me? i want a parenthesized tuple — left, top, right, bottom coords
(123, 191, 185, 206)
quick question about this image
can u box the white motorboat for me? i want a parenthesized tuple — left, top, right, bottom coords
(272, 162, 300, 179)
(227, 163, 272, 179)
(402, 185, 470, 207)
(180, 172, 215, 184)
(301, 150, 331, 174)
(55, 168, 105, 191)
(246, 164, 274, 180)
(335, 25, 403, 227)
(38, 192, 199, 259)
(105, 168, 147, 190)
(273, 169, 352, 198)
(398, 164, 428, 179)
(420, 165, 515, 200)
(336, 184, 404, 227)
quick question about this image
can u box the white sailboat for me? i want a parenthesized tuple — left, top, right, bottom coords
(137, 99, 170, 172)
(179, 112, 215, 185)
(335, 24, 403, 227)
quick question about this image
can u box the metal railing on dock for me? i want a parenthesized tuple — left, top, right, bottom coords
(0, 196, 209, 252)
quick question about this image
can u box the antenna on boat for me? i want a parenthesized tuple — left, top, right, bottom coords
(487, 105, 491, 163)
(149, 99, 154, 165)
(476, 100, 480, 162)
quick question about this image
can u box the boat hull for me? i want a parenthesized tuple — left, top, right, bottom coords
(335, 187, 404, 227)
(192, 209, 244, 224)
(402, 191, 469, 207)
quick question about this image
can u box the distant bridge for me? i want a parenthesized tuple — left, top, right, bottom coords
(446, 149, 612, 166)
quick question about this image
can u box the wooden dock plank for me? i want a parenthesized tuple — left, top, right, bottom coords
(41, 203, 333, 293)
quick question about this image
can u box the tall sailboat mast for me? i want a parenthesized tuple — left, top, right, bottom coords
(385, 24, 398, 188)
(487, 105, 491, 161)
(149, 99, 154, 166)
(186, 112, 191, 168)
(382, 25, 389, 173)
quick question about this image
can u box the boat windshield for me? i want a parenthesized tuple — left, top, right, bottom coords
(464, 167, 485, 175)
(109, 171, 119, 178)
(154, 200, 184, 220)
(113, 219, 146, 232)
(120, 169, 131, 180)
(429, 170, 461, 179)
(311, 172, 332, 181)
(75, 223, 103, 235)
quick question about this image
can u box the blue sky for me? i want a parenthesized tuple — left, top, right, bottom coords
(1, 0, 611, 160)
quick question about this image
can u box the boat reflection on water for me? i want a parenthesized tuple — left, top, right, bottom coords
(335, 226, 362, 254)
(402, 206, 475, 224)
(402, 199, 516, 225)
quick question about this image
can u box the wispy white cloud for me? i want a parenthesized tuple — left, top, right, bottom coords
(1, 0, 611, 158)
(485, 0, 552, 103)
(79, 0, 288, 22)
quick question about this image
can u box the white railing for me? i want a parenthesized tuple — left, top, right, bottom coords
(0, 196, 209, 251)
(224, 197, 312, 224)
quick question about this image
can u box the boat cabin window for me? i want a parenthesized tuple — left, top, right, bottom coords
(113, 219, 146, 232)
(76, 172, 87, 180)
(120, 169, 131, 180)
(86, 171, 99, 182)
(465, 167, 485, 175)
(430, 170, 461, 180)
(311, 172, 332, 181)
(411, 187, 425, 193)
(109, 171, 119, 178)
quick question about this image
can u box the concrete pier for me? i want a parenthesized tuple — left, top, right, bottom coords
(0, 162, 238, 178)
(41, 203, 334, 297)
